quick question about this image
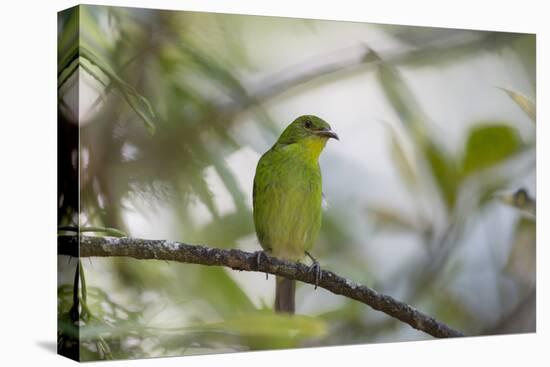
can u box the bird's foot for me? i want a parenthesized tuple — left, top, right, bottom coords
(255, 250, 269, 280)
(305, 251, 322, 289)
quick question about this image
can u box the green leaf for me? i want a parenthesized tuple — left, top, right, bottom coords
(499, 87, 536, 123)
(79, 46, 156, 134)
(58, 44, 79, 79)
(386, 124, 417, 186)
(79, 56, 110, 87)
(190, 174, 219, 220)
(58, 7, 79, 72)
(158, 311, 327, 352)
(80, 5, 113, 54)
(377, 62, 426, 136)
(58, 57, 80, 90)
(179, 42, 249, 101)
(200, 311, 327, 339)
(376, 60, 459, 209)
(124, 92, 157, 135)
(461, 123, 522, 176)
(195, 266, 255, 315)
(425, 141, 459, 209)
(57, 225, 128, 237)
(511, 35, 536, 89)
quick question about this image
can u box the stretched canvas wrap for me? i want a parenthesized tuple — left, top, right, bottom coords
(57, 4, 536, 362)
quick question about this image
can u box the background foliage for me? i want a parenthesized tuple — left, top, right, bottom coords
(58, 5, 535, 361)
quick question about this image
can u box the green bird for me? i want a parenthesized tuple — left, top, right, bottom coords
(253, 115, 338, 314)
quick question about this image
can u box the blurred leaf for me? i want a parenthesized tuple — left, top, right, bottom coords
(394, 32, 525, 69)
(79, 56, 110, 86)
(124, 93, 157, 134)
(387, 125, 418, 186)
(319, 212, 365, 269)
(58, 57, 80, 90)
(201, 311, 326, 339)
(57, 225, 127, 237)
(213, 159, 248, 212)
(80, 6, 156, 133)
(376, 59, 460, 208)
(428, 289, 475, 332)
(58, 44, 79, 82)
(190, 175, 219, 220)
(194, 266, 256, 315)
(461, 123, 522, 176)
(80, 5, 113, 53)
(179, 42, 249, 102)
(380, 25, 476, 47)
(158, 312, 326, 352)
(511, 34, 536, 89)
(368, 206, 420, 233)
(425, 141, 460, 209)
(196, 211, 254, 247)
(499, 87, 536, 122)
(59, 284, 147, 360)
(80, 46, 156, 134)
(214, 14, 252, 69)
(505, 218, 536, 286)
(377, 61, 426, 137)
(58, 7, 79, 72)
(188, 141, 247, 218)
(317, 299, 362, 323)
(78, 319, 146, 340)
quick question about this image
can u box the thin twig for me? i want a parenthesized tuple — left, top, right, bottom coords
(58, 235, 464, 338)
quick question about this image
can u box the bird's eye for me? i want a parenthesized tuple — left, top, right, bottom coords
(304, 120, 313, 129)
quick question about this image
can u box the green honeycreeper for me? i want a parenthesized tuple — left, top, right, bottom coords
(253, 115, 338, 313)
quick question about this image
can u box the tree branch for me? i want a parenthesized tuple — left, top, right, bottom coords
(58, 235, 464, 338)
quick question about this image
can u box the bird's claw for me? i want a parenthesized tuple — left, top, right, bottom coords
(255, 251, 262, 268)
(255, 251, 269, 280)
(305, 251, 321, 289)
(308, 261, 321, 289)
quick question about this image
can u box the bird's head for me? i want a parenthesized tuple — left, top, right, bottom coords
(276, 115, 339, 157)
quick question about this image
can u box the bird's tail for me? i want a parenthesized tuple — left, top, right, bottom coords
(275, 276, 295, 314)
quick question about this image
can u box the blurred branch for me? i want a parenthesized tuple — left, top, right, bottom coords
(58, 235, 464, 338)
(221, 32, 523, 113)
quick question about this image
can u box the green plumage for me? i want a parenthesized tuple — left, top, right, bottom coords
(254, 142, 323, 259)
(253, 115, 338, 313)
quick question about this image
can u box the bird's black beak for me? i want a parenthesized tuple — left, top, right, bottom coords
(316, 129, 339, 141)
